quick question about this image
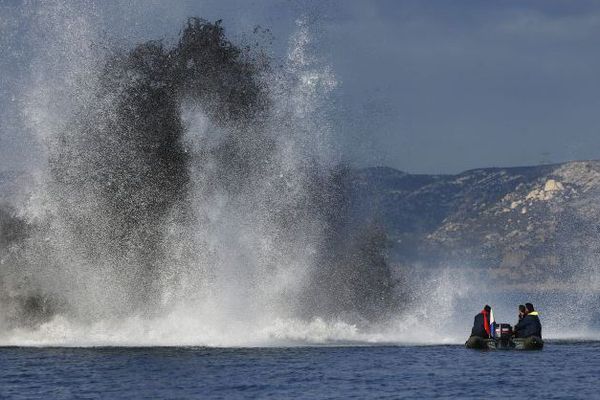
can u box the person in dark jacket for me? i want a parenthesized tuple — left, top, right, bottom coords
(471, 305, 492, 338)
(514, 303, 542, 338)
(518, 304, 527, 322)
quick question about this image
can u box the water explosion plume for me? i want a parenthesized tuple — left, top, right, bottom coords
(0, 15, 402, 344)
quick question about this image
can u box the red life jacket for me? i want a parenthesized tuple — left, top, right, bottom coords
(481, 309, 490, 336)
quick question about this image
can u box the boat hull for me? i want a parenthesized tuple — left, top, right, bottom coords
(465, 336, 543, 350)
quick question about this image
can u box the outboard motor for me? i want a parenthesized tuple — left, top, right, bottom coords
(494, 323, 514, 349)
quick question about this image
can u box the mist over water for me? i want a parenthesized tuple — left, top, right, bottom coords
(0, 4, 404, 346)
(1, 3, 598, 347)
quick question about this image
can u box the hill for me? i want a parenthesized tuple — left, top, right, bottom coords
(351, 161, 600, 287)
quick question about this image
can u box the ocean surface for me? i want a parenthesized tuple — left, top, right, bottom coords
(1, 341, 598, 399)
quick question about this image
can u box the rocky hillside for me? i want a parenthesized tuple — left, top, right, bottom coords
(351, 161, 600, 286)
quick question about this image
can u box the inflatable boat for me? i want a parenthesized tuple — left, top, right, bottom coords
(465, 335, 544, 350)
(465, 323, 543, 350)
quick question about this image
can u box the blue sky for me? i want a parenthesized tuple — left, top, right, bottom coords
(2, 0, 600, 173)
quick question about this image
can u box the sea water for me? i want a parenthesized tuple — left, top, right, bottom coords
(1, 342, 598, 399)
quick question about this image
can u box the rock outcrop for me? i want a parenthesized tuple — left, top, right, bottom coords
(351, 161, 600, 287)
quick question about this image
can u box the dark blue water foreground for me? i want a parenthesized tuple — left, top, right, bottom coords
(1, 342, 598, 399)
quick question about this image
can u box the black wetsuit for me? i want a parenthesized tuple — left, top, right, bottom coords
(471, 312, 490, 338)
(514, 312, 542, 338)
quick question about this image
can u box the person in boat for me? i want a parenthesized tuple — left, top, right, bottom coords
(470, 305, 492, 338)
(518, 304, 527, 322)
(514, 303, 542, 338)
